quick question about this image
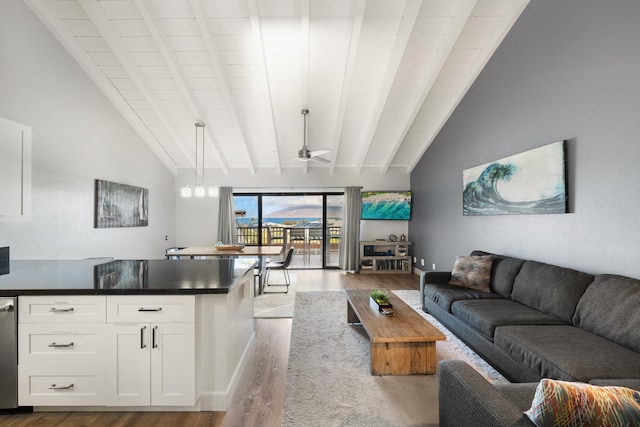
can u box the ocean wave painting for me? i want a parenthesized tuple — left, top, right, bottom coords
(463, 141, 567, 216)
(361, 191, 412, 220)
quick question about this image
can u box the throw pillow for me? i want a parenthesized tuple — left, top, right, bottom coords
(448, 255, 493, 292)
(524, 378, 640, 427)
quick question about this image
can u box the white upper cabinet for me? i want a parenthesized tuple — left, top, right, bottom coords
(0, 117, 31, 221)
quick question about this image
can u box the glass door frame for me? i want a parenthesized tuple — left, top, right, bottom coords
(233, 191, 343, 269)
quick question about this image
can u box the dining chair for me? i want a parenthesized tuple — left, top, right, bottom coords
(264, 248, 294, 293)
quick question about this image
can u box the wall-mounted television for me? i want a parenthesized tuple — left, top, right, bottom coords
(361, 191, 412, 220)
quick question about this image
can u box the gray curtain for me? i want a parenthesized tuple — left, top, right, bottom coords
(217, 187, 237, 244)
(339, 186, 361, 272)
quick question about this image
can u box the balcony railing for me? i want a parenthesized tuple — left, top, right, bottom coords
(236, 225, 341, 249)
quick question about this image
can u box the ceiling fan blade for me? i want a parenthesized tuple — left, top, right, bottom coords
(309, 148, 331, 157)
(309, 156, 331, 164)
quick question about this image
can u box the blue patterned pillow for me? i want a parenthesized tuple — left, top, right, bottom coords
(448, 255, 493, 292)
(524, 379, 640, 427)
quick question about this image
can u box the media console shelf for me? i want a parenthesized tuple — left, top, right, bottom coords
(360, 240, 412, 274)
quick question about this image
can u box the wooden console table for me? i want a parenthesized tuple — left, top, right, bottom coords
(345, 289, 446, 375)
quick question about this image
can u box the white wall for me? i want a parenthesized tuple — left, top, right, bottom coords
(174, 168, 411, 247)
(0, 1, 413, 258)
(0, 1, 175, 260)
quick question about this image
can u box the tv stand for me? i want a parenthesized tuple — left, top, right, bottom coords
(359, 240, 412, 274)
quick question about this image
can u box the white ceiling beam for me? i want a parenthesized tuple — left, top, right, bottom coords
(328, 0, 366, 174)
(406, 0, 530, 172)
(247, 0, 282, 175)
(380, 0, 477, 173)
(76, 0, 200, 171)
(134, 0, 229, 175)
(301, 0, 310, 175)
(190, 0, 256, 175)
(23, 0, 179, 175)
(354, 0, 423, 174)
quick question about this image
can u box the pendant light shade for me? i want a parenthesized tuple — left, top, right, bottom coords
(181, 121, 218, 198)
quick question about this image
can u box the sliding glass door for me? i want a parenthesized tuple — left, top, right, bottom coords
(233, 192, 343, 269)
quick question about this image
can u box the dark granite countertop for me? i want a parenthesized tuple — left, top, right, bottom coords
(0, 258, 258, 296)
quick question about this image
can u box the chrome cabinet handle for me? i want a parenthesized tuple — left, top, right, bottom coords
(140, 325, 147, 349)
(50, 307, 74, 312)
(152, 325, 158, 349)
(49, 384, 74, 390)
(48, 342, 74, 348)
(0, 303, 14, 312)
(138, 307, 162, 312)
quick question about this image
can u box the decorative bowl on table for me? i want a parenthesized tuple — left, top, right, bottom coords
(215, 243, 245, 251)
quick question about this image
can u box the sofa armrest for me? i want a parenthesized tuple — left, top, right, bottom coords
(439, 360, 533, 427)
(420, 270, 452, 311)
(421, 270, 452, 285)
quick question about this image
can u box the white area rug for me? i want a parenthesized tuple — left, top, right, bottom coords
(253, 272, 297, 318)
(282, 290, 506, 427)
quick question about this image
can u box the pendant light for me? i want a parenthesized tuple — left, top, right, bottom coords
(181, 121, 218, 198)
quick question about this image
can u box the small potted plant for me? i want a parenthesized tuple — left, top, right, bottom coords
(370, 290, 392, 311)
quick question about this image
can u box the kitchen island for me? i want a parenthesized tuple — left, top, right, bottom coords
(0, 257, 257, 412)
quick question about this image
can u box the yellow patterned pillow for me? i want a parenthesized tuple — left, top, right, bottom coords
(524, 379, 640, 427)
(448, 255, 493, 292)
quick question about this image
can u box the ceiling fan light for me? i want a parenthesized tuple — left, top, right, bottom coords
(181, 186, 192, 198)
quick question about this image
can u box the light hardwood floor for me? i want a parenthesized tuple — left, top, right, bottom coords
(0, 270, 419, 427)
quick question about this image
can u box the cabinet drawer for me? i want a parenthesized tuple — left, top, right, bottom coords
(19, 324, 106, 365)
(19, 296, 106, 323)
(18, 364, 105, 406)
(107, 295, 195, 323)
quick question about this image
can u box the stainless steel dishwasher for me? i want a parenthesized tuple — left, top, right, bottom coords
(0, 297, 17, 409)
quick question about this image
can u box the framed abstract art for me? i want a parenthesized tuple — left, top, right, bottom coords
(94, 179, 148, 228)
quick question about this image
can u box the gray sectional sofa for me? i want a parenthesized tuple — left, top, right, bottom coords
(420, 250, 640, 425)
(438, 359, 640, 427)
(420, 250, 640, 383)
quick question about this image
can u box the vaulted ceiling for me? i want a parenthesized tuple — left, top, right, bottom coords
(26, 0, 529, 176)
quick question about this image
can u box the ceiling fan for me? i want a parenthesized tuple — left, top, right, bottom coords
(292, 109, 331, 164)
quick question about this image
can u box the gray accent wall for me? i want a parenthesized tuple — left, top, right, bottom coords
(410, 0, 640, 279)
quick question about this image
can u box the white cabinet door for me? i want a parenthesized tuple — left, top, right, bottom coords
(150, 323, 195, 406)
(106, 322, 195, 407)
(105, 323, 151, 406)
(0, 117, 31, 221)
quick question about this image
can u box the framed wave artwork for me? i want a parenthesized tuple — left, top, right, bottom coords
(463, 141, 568, 216)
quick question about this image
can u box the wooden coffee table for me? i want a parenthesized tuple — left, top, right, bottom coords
(345, 289, 446, 375)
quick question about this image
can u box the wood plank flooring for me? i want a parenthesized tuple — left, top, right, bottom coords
(0, 270, 419, 427)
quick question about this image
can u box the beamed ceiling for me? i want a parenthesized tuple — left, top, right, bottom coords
(26, 0, 529, 176)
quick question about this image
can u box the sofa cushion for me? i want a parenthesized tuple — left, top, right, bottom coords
(589, 379, 640, 391)
(449, 255, 494, 292)
(471, 250, 526, 298)
(423, 283, 502, 312)
(511, 261, 594, 323)
(451, 299, 565, 341)
(494, 325, 640, 382)
(495, 383, 539, 413)
(573, 274, 640, 353)
(524, 379, 640, 427)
